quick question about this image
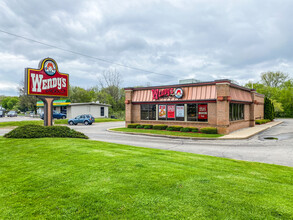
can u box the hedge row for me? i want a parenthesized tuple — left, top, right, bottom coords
(127, 123, 217, 134)
(4, 125, 88, 139)
(255, 119, 271, 125)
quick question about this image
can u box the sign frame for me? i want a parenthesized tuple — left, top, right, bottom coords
(25, 58, 69, 126)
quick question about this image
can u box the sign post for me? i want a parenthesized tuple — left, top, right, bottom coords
(25, 58, 69, 126)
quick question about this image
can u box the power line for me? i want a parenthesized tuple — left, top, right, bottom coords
(0, 29, 174, 77)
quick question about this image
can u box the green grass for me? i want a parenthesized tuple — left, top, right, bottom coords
(111, 127, 223, 138)
(0, 118, 123, 127)
(0, 137, 292, 219)
(0, 120, 43, 128)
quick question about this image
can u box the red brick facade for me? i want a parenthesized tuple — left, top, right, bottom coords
(125, 80, 264, 134)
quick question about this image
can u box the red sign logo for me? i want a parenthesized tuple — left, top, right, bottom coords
(25, 58, 69, 97)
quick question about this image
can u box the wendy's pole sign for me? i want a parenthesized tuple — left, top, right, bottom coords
(25, 58, 69, 126)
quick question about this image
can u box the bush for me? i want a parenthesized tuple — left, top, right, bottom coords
(180, 127, 199, 132)
(128, 123, 140, 128)
(255, 119, 271, 125)
(200, 127, 217, 134)
(142, 124, 153, 129)
(153, 124, 168, 130)
(166, 126, 183, 131)
(191, 128, 199, 133)
(136, 125, 144, 129)
(180, 127, 191, 132)
(4, 125, 88, 139)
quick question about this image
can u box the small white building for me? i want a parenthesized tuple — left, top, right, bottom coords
(37, 100, 111, 119)
(67, 102, 110, 119)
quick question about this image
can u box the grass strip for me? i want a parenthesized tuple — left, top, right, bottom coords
(0, 137, 292, 219)
(0, 118, 124, 128)
(111, 127, 223, 138)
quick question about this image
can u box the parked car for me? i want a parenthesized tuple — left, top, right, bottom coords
(40, 111, 66, 119)
(7, 111, 17, 117)
(68, 114, 95, 125)
(0, 110, 5, 117)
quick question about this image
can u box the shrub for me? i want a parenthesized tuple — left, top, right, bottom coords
(136, 125, 144, 129)
(180, 127, 191, 132)
(255, 119, 271, 125)
(128, 123, 140, 128)
(153, 124, 168, 130)
(4, 125, 88, 139)
(200, 127, 217, 134)
(191, 128, 199, 133)
(142, 124, 153, 129)
(166, 126, 183, 131)
(180, 127, 198, 132)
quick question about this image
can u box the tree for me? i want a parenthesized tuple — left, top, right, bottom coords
(264, 97, 275, 121)
(69, 86, 97, 103)
(245, 73, 293, 118)
(18, 81, 39, 112)
(1, 97, 19, 110)
(97, 69, 125, 115)
(260, 71, 288, 88)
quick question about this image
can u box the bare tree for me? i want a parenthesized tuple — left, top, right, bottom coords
(98, 68, 124, 101)
(98, 68, 123, 89)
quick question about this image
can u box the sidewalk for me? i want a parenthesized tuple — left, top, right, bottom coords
(219, 121, 283, 139)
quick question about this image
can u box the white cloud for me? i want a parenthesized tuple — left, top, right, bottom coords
(0, 0, 293, 95)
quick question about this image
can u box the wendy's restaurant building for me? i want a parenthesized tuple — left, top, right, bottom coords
(124, 79, 264, 134)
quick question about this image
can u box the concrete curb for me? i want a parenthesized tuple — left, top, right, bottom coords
(107, 121, 283, 140)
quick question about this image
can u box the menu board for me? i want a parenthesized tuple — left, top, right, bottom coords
(167, 105, 175, 118)
(198, 104, 208, 119)
(176, 106, 184, 117)
(159, 105, 166, 118)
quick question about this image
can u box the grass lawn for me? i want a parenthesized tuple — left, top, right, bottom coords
(0, 118, 123, 128)
(111, 127, 223, 138)
(0, 137, 292, 219)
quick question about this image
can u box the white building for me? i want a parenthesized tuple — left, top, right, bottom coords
(37, 100, 111, 118)
(67, 102, 110, 119)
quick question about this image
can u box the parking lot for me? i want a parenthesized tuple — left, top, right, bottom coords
(0, 116, 41, 122)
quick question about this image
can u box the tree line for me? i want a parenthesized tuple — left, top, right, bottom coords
(0, 69, 125, 119)
(245, 71, 293, 118)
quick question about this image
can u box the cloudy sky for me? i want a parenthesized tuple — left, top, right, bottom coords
(1, 0, 293, 96)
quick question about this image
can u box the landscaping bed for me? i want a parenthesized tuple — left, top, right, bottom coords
(255, 119, 272, 125)
(118, 123, 222, 138)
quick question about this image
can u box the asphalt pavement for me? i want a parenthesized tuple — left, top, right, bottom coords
(70, 119, 293, 167)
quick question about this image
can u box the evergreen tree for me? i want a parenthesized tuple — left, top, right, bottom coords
(264, 97, 275, 121)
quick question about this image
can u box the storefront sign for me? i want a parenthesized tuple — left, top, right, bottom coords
(198, 104, 208, 119)
(152, 88, 184, 100)
(174, 88, 183, 99)
(159, 105, 166, 118)
(167, 105, 175, 118)
(25, 58, 69, 127)
(25, 58, 69, 97)
(176, 106, 184, 117)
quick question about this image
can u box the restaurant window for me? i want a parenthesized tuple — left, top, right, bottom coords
(158, 105, 167, 120)
(187, 103, 208, 122)
(175, 104, 184, 121)
(230, 103, 244, 121)
(141, 104, 156, 120)
(187, 104, 197, 121)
